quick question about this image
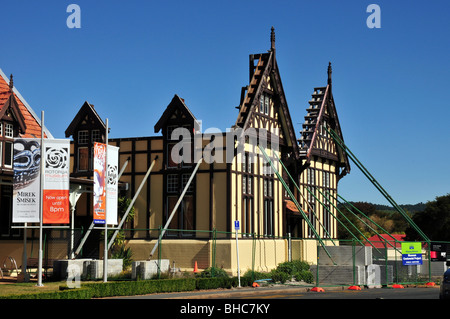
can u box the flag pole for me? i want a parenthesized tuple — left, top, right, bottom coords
(103, 118, 108, 282)
(37, 111, 44, 287)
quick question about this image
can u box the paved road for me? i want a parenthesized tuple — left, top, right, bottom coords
(117, 284, 441, 300)
(107, 286, 442, 318)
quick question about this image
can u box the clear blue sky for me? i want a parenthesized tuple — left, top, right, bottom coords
(1, 0, 449, 206)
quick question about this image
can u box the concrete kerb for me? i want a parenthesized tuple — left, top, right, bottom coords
(137, 283, 348, 299)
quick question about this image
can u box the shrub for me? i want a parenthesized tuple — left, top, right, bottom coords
(295, 270, 314, 283)
(242, 270, 271, 282)
(271, 260, 313, 283)
(197, 267, 229, 278)
(270, 268, 290, 284)
(110, 245, 133, 270)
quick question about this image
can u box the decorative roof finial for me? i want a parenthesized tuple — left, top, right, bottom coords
(9, 74, 14, 92)
(270, 26, 275, 51)
(327, 62, 332, 85)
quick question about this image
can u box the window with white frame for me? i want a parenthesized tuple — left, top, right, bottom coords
(78, 130, 89, 144)
(5, 124, 13, 138)
(91, 129, 102, 143)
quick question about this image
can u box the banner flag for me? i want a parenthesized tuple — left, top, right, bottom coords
(42, 139, 70, 224)
(94, 142, 107, 224)
(93, 143, 119, 225)
(106, 145, 119, 225)
(12, 138, 41, 223)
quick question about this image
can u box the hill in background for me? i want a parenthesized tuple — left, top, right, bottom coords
(372, 202, 426, 214)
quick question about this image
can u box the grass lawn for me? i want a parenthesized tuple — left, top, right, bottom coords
(0, 280, 64, 297)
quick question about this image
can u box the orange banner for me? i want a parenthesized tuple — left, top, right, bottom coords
(43, 189, 70, 224)
(42, 139, 70, 224)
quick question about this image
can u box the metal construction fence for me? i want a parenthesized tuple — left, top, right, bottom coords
(7, 227, 449, 287)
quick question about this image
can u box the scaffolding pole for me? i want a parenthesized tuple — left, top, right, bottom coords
(149, 158, 203, 258)
(331, 191, 401, 253)
(326, 127, 430, 243)
(258, 145, 335, 263)
(271, 151, 336, 246)
(107, 155, 158, 250)
(73, 157, 130, 257)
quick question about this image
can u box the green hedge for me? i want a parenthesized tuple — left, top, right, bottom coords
(0, 288, 93, 299)
(83, 278, 197, 297)
(0, 277, 251, 299)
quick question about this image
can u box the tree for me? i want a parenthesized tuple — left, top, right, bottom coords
(106, 196, 135, 269)
(405, 194, 450, 242)
(337, 202, 377, 241)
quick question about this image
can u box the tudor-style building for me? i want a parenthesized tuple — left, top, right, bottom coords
(0, 28, 350, 275)
(297, 63, 350, 240)
(232, 27, 300, 239)
(63, 28, 349, 271)
(65, 101, 107, 177)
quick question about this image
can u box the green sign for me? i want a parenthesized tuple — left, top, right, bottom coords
(401, 242, 422, 254)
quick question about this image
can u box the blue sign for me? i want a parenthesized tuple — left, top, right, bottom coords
(234, 220, 240, 230)
(402, 254, 423, 266)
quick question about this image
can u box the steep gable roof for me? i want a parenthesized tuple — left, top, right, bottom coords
(0, 69, 52, 138)
(65, 101, 106, 138)
(154, 94, 198, 134)
(234, 27, 299, 159)
(0, 93, 27, 134)
(298, 63, 350, 175)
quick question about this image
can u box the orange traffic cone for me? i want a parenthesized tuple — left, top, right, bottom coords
(193, 261, 199, 273)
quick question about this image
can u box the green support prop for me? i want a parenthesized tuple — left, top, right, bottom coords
(325, 127, 430, 244)
(258, 145, 335, 264)
(272, 150, 363, 247)
(333, 192, 401, 253)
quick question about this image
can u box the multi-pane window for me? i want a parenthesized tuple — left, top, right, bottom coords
(166, 125, 193, 168)
(4, 141, 12, 167)
(167, 174, 178, 193)
(323, 171, 330, 188)
(1, 122, 14, 168)
(78, 130, 89, 144)
(4, 124, 13, 138)
(182, 174, 194, 192)
(165, 172, 195, 237)
(242, 152, 253, 236)
(91, 129, 102, 143)
(263, 159, 274, 237)
(322, 170, 332, 238)
(260, 94, 271, 115)
(264, 95, 269, 115)
(307, 168, 316, 238)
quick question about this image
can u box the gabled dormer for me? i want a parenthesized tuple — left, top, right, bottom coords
(0, 76, 26, 170)
(298, 63, 350, 179)
(154, 94, 198, 169)
(65, 101, 106, 176)
(234, 27, 299, 162)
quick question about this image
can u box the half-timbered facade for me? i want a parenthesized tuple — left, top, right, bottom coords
(231, 27, 300, 239)
(62, 27, 349, 272)
(297, 63, 350, 240)
(0, 28, 350, 275)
